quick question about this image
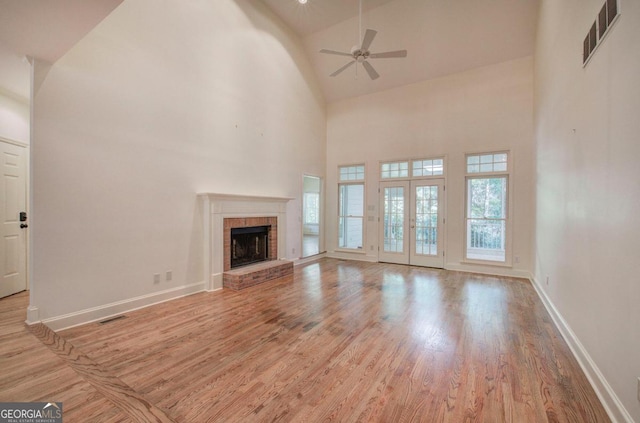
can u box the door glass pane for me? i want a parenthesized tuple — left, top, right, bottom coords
(383, 187, 404, 252)
(415, 186, 438, 256)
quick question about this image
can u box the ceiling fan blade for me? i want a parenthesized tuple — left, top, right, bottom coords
(330, 60, 356, 77)
(362, 61, 379, 80)
(361, 29, 377, 51)
(369, 50, 408, 59)
(320, 49, 353, 57)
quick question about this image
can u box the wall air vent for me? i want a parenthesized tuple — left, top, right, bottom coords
(583, 0, 620, 66)
(99, 315, 127, 324)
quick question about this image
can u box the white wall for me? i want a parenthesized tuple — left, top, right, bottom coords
(534, 1, 640, 421)
(30, 0, 326, 322)
(0, 92, 29, 144)
(325, 57, 534, 277)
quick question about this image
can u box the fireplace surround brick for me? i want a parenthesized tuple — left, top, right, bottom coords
(223, 217, 278, 272)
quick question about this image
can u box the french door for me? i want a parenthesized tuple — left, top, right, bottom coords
(379, 179, 444, 268)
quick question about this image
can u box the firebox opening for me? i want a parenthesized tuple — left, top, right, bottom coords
(230, 225, 270, 269)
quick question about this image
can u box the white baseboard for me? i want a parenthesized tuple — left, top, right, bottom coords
(25, 306, 40, 325)
(326, 251, 378, 263)
(209, 273, 223, 291)
(39, 281, 206, 332)
(445, 262, 531, 279)
(292, 253, 327, 266)
(529, 275, 634, 423)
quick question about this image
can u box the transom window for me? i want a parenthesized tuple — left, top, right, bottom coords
(466, 152, 507, 174)
(381, 157, 445, 179)
(339, 165, 365, 181)
(413, 158, 444, 177)
(381, 161, 409, 179)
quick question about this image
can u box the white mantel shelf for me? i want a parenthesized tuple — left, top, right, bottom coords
(199, 193, 292, 291)
(197, 193, 293, 202)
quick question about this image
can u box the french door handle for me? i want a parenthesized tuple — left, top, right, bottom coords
(20, 223, 28, 229)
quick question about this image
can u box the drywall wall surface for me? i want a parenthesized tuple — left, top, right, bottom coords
(326, 56, 534, 277)
(0, 92, 29, 144)
(30, 0, 326, 320)
(534, 0, 640, 420)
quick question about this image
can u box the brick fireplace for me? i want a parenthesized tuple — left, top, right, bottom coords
(199, 193, 292, 291)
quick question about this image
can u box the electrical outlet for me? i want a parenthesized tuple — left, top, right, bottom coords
(545, 275, 550, 286)
(153, 273, 160, 284)
(515, 256, 520, 264)
(166, 270, 172, 281)
(292, 248, 296, 255)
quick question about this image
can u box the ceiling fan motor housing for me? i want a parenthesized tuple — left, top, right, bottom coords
(350, 46, 369, 62)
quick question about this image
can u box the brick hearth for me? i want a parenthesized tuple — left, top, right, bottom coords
(223, 260, 293, 290)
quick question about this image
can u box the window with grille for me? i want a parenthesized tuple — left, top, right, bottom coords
(465, 152, 510, 263)
(338, 165, 365, 250)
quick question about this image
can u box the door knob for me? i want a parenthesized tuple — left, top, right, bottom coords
(20, 223, 28, 229)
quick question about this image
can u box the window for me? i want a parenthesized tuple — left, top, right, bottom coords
(338, 165, 365, 250)
(340, 165, 365, 181)
(303, 192, 319, 224)
(466, 152, 507, 173)
(381, 158, 445, 179)
(381, 161, 409, 179)
(412, 158, 444, 177)
(465, 152, 509, 263)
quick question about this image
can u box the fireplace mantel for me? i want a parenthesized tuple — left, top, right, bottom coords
(199, 193, 292, 291)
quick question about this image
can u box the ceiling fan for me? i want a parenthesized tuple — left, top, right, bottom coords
(319, 0, 407, 80)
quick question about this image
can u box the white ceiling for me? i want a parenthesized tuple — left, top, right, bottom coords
(265, 0, 539, 102)
(0, 0, 539, 104)
(261, 0, 396, 36)
(0, 0, 123, 100)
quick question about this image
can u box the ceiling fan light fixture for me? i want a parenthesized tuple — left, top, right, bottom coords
(297, 0, 307, 4)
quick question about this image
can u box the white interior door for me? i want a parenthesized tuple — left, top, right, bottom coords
(0, 141, 27, 298)
(379, 179, 444, 268)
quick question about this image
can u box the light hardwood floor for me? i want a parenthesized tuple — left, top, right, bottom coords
(1, 259, 610, 422)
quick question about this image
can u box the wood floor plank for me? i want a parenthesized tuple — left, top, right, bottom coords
(0, 292, 134, 423)
(28, 323, 175, 423)
(1, 259, 611, 422)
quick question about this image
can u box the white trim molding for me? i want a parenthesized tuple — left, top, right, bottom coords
(530, 275, 634, 423)
(198, 193, 292, 291)
(38, 281, 205, 332)
(293, 252, 327, 266)
(445, 262, 530, 279)
(327, 250, 377, 263)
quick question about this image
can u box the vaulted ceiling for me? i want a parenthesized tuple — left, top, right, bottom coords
(0, 0, 539, 103)
(0, 0, 123, 101)
(265, 0, 539, 102)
